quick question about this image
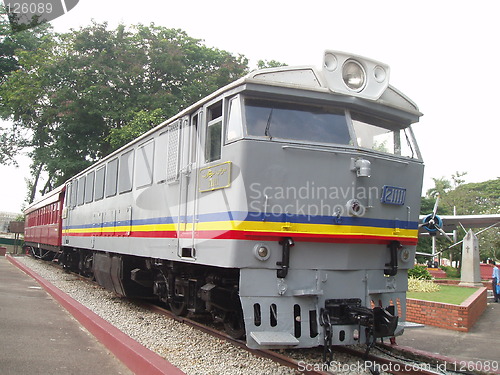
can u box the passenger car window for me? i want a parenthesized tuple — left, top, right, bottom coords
(95, 166, 105, 201)
(136, 140, 154, 188)
(85, 171, 95, 203)
(105, 158, 118, 197)
(77, 176, 85, 206)
(119, 150, 134, 193)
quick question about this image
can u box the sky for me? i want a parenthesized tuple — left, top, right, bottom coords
(1, 0, 500, 213)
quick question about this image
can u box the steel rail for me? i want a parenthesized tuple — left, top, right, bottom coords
(139, 302, 448, 375)
(137, 302, 331, 375)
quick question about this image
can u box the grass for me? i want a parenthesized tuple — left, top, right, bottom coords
(407, 285, 478, 305)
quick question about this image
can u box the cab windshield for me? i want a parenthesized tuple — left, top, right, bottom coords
(239, 97, 419, 159)
(350, 112, 419, 159)
(245, 98, 351, 145)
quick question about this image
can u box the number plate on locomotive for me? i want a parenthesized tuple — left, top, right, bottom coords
(381, 185, 406, 205)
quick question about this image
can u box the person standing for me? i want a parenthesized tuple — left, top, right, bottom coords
(491, 260, 500, 303)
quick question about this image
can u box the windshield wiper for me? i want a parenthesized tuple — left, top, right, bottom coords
(403, 129, 415, 158)
(264, 108, 273, 139)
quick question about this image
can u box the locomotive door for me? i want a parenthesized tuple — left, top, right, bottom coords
(176, 112, 200, 258)
(62, 181, 72, 245)
(62, 180, 77, 246)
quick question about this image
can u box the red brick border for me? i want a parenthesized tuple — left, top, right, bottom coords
(406, 287, 487, 331)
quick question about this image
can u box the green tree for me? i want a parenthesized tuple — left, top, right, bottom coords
(0, 7, 52, 79)
(444, 178, 500, 262)
(443, 178, 500, 215)
(0, 8, 53, 167)
(425, 176, 452, 198)
(257, 59, 287, 69)
(1, 22, 249, 202)
(451, 171, 467, 188)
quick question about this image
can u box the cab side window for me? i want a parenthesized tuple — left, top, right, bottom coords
(226, 96, 243, 142)
(205, 101, 222, 163)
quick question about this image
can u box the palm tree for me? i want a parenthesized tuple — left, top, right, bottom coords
(426, 177, 452, 198)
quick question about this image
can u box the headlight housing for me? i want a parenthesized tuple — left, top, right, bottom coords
(322, 51, 390, 100)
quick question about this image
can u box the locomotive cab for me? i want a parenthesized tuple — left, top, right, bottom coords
(201, 51, 424, 349)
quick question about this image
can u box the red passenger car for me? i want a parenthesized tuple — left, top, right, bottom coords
(24, 185, 65, 259)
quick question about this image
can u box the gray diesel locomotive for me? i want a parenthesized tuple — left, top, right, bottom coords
(26, 50, 424, 355)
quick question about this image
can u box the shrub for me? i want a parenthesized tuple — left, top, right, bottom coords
(440, 266, 460, 278)
(408, 265, 433, 280)
(408, 277, 440, 292)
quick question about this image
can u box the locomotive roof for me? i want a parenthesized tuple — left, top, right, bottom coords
(157, 66, 422, 138)
(36, 53, 423, 192)
(243, 66, 421, 115)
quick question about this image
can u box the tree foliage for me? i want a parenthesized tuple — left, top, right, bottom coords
(0, 21, 249, 201)
(0, 7, 53, 80)
(257, 59, 287, 69)
(418, 176, 500, 264)
(0, 8, 53, 166)
(425, 176, 452, 198)
(443, 178, 500, 215)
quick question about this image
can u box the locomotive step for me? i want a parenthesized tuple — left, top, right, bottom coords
(250, 331, 300, 346)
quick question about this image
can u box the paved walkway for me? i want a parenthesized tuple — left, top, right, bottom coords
(0, 256, 133, 375)
(394, 299, 500, 371)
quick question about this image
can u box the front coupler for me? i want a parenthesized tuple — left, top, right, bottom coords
(323, 298, 398, 337)
(320, 299, 398, 363)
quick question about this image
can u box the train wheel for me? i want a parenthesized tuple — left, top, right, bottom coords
(169, 279, 188, 317)
(223, 310, 245, 339)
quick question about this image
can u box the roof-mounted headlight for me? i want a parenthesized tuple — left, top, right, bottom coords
(342, 60, 366, 92)
(322, 50, 390, 100)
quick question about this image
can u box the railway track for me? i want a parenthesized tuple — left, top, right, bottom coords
(20, 255, 473, 375)
(122, 294, 461, 375)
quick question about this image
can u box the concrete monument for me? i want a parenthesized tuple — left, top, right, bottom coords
(459, 229, 483, 287)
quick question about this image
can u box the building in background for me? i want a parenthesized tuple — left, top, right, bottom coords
(0, 212, 21, 233)
(0, 211, 24, 254)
